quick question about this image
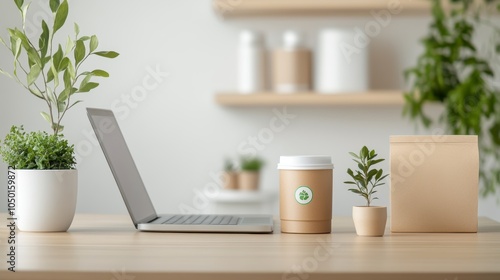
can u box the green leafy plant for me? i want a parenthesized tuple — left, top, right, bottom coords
(224, 158, 236, 172)
(240, 156, 264, 172)
(404, 0, 500, 197)
(0, 125, 76, 169)
(344, 146, 388, 207)
(0, 0, 119, 135)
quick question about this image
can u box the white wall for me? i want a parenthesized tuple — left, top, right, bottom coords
(1, 0, 499, 221)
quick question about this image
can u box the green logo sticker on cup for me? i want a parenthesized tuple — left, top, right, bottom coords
(295, 186, 313, 205)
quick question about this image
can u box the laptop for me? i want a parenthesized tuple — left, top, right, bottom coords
(86, 108, 273, 233)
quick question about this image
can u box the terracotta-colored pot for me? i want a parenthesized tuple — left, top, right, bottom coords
(222, 172, 238, 190)
(238, 171, 260, 190)
(352, 206, 387, 237)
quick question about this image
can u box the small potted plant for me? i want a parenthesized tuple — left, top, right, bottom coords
(222, 158, 238, 190)
(0, 126, 77, 231)
(0, 0, 118, 231)
(344, 146, 389, 237)
(238, 156, 264, 191)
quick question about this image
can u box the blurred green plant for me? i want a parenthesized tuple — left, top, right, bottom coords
(0, 0, 119, 135)
(0, 125, 76, 169)
(224, 158, 236, 172)
(240, 156, 264, 172)
(404, 0, 500, 197)
(345, 146, 388, 207)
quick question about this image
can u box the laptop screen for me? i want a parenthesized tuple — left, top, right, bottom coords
(87, 108, 157, 226)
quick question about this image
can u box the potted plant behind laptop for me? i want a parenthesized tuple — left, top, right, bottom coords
(238, 156, 264, 190)
(222, 158, 238, 190)
(0, 0, 119, 231)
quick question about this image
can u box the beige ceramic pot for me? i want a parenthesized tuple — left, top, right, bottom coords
(222, 172, 238, 190)
(238, 171, 259, 190)
(352, 206, 387, 237)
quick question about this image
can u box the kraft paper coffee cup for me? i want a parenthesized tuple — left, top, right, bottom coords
(278, 156, 333, 233)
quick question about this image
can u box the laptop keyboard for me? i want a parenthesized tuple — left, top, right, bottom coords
(162, 215, 240, 225)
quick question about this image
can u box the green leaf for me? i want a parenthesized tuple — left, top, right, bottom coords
(348, 188, 362, 194)
(47, 68, 54, 83)
(57, 100, 66, 112)
(357, 163, 364, 171)
(59, 57, 70, 71)
(91, 69, 109, 77)
(40, 112, 52, 124)
(26, 47, 42, 67)
(27, 64, 41, 85)
(379, 174, 389, 181)
(8, 28, 29, 49)
(74, 39, 85, 66)
(63, 69, 71, 89)
(57, 89, 67, 110)
(93, 51, 119, 58)
(74, 22, 80, 37)
(53, 0, 68, 34)
(367, 169, 378, 179)
(67, 100, 83, 110)
(348, 152, 360, 159)
(14, 0, 24, 11)
(39, 20, 50, 60)
(52, 123, 64, 133)
(12, 38, 22, 60)
(46, 87, 56, 104)
(28, 87, 44, 99)
(361, 146, 369, 159)
(79, 36, 90, 41)
(67, 59, 75, 80)
(78, 82, 99, 92)
(50, 0, 60, 13)
(370, 159, 385, 166)
(50, 63, 59, 88)
(65, 36, 75, 55)
(53, 45, 63, 71)
(79, 73, 92, 89)
(90, 35, 98, 53)
(21, 2, 31, 30)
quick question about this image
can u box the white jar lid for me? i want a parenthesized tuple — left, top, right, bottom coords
(277, 155, 334, 170)
(240, 30, 262, 45)
(283, 30, 304, 49)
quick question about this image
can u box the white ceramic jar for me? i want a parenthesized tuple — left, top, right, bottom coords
(315, 29, 369, 93)
(237, 30, 265, 93)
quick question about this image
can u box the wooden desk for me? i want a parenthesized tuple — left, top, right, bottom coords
(1, 214, 500, 280)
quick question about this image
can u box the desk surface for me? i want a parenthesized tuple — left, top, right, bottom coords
(1, 214, 500, 280)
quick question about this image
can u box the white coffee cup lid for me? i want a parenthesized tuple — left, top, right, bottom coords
(277, 155, 334, 170)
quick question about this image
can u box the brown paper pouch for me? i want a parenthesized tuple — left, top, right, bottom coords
(390, 135, 478, 233)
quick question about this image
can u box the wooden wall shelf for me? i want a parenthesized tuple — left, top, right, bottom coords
(213, 0, 431, 17)
(215, 91, 405, 106)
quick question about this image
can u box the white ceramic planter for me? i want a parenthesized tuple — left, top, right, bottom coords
(238, 171, 260, 190)
(352, 206, 387, 237)
(16, 169, 78, 232)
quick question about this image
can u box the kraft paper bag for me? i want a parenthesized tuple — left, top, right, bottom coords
(390, 135, 478, 233)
